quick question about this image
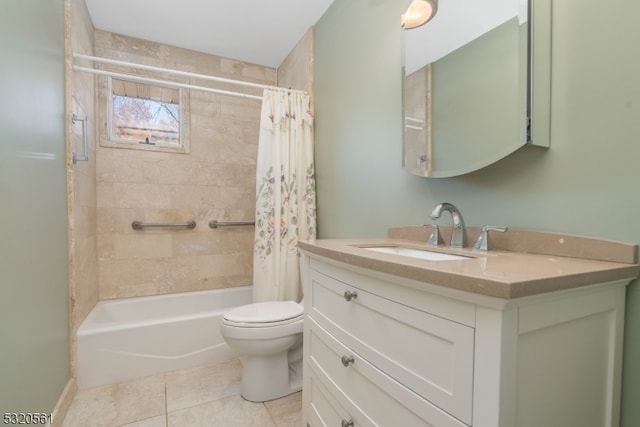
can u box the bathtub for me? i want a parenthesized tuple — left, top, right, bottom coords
(77, 286, 252, 389)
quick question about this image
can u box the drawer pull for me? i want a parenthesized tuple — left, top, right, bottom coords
(341, 419, 354, 427)
(341, 355, 355, 367)
(343, 290, 358, 301)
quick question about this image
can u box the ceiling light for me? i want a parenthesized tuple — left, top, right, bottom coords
(402, 0, 438, 29)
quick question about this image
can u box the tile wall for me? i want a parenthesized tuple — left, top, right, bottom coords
(277, 28, 315, 105)
(69, 5, 313, 306)
(93, 31, 276, 299)
(69, 0, 98, 341)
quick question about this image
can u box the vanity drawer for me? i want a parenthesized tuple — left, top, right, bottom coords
(309, 269, 474, 424)
(308, 319, 468, 427)
(308, 374, 364, 427)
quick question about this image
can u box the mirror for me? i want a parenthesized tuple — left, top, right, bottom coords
(402, 0, 548, 177)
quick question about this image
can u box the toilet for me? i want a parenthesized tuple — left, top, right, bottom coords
(220, 300, 304, 402)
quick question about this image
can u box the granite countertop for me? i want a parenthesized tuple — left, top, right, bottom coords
(298, 227, 640, 299)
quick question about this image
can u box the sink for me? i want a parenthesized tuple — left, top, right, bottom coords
(361, 246, 471, 261)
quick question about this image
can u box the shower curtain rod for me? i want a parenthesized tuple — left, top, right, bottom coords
(72, 53, 305, 100)
(73, 65, 263, 100)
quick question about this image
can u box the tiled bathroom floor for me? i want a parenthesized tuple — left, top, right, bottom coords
(62, 358, 301, 427)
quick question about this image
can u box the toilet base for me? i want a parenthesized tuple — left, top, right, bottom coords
(240, 352, 302, 402)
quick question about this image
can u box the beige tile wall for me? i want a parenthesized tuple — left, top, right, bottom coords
(277, 27, 314, 102)
(94, 31, 276, 299)
(69, 0, 98, 331)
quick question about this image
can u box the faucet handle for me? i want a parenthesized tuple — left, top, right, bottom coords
(424, 223, 443, 246)
(473, 226, 508, 251)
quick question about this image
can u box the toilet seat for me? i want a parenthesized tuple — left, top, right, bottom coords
(223, 301, 303, 328)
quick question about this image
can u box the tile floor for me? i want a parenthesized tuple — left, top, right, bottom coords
(62, 358, 302, 427)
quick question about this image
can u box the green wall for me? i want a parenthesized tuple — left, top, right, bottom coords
(315, 0, 640, 425)
(314, 0, 430, 237)
(0, 0, 70, 413)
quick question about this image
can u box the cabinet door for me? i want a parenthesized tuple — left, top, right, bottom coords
(310, 269, 474, 423)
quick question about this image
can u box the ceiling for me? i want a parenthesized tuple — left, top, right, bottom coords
(84, 0, 335, 69)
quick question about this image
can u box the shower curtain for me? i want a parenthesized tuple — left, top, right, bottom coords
(253, 88, 316, 303)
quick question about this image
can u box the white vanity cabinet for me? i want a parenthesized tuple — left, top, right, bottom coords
(301, 254, 630, 427)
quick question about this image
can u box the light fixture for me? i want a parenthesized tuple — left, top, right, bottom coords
(401, 0, 438, 29)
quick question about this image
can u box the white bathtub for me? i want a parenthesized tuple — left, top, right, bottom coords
(77, 286, 252, 389)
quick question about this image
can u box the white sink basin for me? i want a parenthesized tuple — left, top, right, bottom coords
(362, 246, 470, 261)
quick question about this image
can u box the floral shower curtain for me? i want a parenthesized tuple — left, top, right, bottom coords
(253, 88, 316, 303)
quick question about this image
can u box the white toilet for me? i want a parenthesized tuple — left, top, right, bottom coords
(220, 300, 304, 402)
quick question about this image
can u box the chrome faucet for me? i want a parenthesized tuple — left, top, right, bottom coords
(472, 226, 508, 251)
(424, 223, 443, 246)
(430, 202, 467, 248)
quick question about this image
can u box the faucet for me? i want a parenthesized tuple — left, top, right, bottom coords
(430, 202, 467, 248)
(424, 223, 443, 246)
(472, 226, 508, 251)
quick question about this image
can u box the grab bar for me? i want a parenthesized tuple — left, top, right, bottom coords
(209, 220, 255, 229)
(132, 220, 196, 231)
(72, 113, 89, 164)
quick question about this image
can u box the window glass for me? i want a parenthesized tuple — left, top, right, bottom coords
(109, 78, 181, 146)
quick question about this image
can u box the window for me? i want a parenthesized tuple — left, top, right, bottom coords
(108, 77, 186, 150)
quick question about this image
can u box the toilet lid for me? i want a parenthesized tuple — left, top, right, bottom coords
(223, 301, 303, 324)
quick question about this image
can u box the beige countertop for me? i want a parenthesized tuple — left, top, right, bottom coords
(298, 227, 640, 299)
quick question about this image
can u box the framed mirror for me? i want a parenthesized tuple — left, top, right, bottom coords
(402, 0, 550, 177)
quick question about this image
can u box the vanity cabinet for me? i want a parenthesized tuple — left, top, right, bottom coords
(301, 254, 629, 427)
